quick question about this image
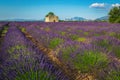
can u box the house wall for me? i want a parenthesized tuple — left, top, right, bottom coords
(45, 16, 59, 22)
(45, 17, 50, 22)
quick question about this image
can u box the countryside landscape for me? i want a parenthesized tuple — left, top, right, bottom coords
(0, 0, 120, 80)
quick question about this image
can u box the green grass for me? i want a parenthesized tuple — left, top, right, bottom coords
(112, 46, 120, 59)
(109, 32, 116, 36)
(69, 34, 86, 42)
(76, 37, 86, 42)
(2, 29, 8, 34)
(77, 30, 83, 32)
(21, 28, 26, 32)
(94, 39, 120, 59)
(44, 27, 50, 32)
(94, 33, 101, 36)
(73, 51, 108, 73)
(49, 38, 63, 49)
(1, 26, 9, 35)
(8, 45, 26, 54)
(84, 32, 89, 35)
(61, 46, 76, 61)
(109, 32, 120, 40)
(105, 70, 120, 80)
(60, 32, 66, 36)
(113, 33, 120, 40)
(7, 45, 30, 59)
(95, 39, 112, 51)
(96, 39, 109, 47)
(15, 69, 56, 80)
(69, 34, 79, 40)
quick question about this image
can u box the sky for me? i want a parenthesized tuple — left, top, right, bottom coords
(0, 0, 120, 20)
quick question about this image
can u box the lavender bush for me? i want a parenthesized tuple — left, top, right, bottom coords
(0, 21, 120, 80)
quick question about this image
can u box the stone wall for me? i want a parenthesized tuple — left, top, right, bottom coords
(45, 15, 59, 22)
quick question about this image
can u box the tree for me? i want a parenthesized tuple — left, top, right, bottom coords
(46, 12, 55, 17)
(109, 6, 120, 23)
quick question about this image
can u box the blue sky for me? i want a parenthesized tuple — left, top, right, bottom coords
(0, 0, 120, 20)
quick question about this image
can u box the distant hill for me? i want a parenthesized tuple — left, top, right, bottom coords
(0, 16, 109, 22)
(95, 16, 109, 21)
(65, 17, 87, 21)
(0, 19, 44, 21)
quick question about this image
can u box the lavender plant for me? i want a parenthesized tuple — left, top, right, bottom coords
(0, 25, 68, 80)
(1, 21, 120, 80)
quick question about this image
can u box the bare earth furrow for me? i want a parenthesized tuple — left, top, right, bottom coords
(19, 27, 94, 80)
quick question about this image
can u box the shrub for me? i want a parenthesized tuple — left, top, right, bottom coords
(61, 46, 76, 61)
(60, 32, 66, 36)
(113, 33, 120, 40)
(94, 33, 101, 36)
(84, 32, 89, 35)
(15, 68, 56, 80)
(94, 39, 120, 58)
(109, 32, 116, 36)
(105, 70, 120, 80)
(94, 39, 112, 51)
(69, 34, 79, 40)
(112, 46, 120, 59)
(49, 38, 63, 49)
(73, 51, 108, 73)
(7, 45, 30, 59)
(76, 37, 86, 42)
(21, 28, 26, 32)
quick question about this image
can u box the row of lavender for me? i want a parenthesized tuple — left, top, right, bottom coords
(0, 22, 9, 35)
(17, 22, 120, 79)
(0, 23, 69, 80)
(0, 22, 8, 29)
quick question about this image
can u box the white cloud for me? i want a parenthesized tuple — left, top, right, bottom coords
(89, 3, 105, 8)
(112, 3, 120, 7)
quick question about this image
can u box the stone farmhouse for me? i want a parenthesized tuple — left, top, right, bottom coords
(45, 12, 59, 22)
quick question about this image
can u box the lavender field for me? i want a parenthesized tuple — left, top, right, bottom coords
(0, 21, 120, 80)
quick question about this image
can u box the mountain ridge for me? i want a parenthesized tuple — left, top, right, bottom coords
(0, 16, 109, 21)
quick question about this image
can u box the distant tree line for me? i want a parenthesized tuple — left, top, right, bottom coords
(109, 6, 120, 23)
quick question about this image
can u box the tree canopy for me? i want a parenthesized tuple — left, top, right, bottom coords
(46, 12, 55, 17)
(109, 6, 120, 23)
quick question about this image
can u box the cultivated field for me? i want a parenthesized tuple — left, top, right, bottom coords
(0, 22, 120, 80)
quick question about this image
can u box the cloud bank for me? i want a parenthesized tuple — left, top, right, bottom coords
(112, 3, 120, 7)
(89, 3, 105, 8)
